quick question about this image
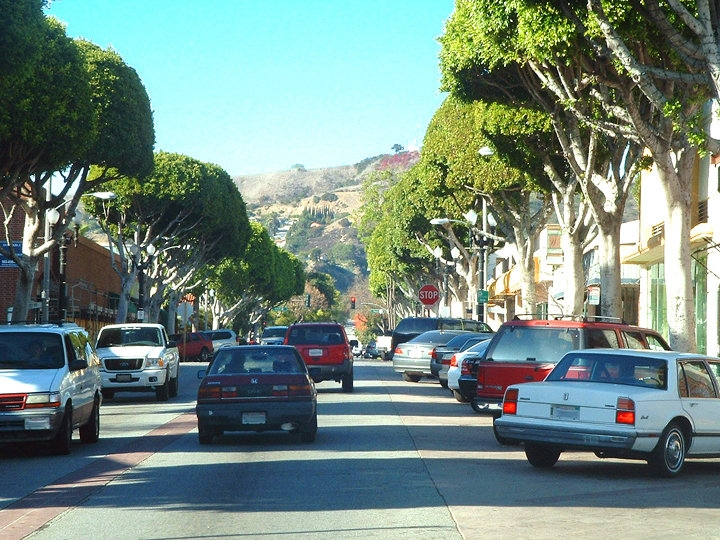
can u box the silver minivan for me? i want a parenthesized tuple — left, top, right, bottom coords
(0, 323, 103, 454)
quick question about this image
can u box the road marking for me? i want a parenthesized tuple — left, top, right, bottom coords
(0, 412, 196, 540)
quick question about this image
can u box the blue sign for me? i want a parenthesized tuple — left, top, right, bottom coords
(0, 242, 23, 268)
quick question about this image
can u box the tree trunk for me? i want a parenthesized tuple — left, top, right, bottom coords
(115, 273, 136, 324)
(561, 229, 585, 316)
(12, 257, 37, 322)
(596, 227, 622, 320)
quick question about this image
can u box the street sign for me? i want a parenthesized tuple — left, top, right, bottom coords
(370, 308, 383, 314)
(477, 289, 489, 304)
(271, 306, 288, 312)
(588, 285, 600, 305)
(418, 284, 440, 306)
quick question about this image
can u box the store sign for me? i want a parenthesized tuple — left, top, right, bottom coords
(588, 285, 600, 305)
(0, 242, 22, 268)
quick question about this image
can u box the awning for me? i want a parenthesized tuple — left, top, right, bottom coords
(623, 222, 713, 265)
(487, 258, 538, 303)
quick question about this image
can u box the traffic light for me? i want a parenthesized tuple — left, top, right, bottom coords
(305, 293, 311, 307)
(350, 296, 356, 309)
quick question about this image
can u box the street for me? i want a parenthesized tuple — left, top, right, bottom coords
(2, 360, 720, 540)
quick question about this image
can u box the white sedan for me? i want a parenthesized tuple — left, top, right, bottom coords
(494, 349, 720, 477)
(447, 339, 491, 402)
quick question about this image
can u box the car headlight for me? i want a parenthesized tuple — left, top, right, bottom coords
(25, 392, 61, 408)
(146, 356, 164, 368)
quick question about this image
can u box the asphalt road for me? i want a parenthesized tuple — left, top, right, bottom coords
(2, 360, 720, 540)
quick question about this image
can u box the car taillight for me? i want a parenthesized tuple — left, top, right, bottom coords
(288, 383, 313, 396)
(221, 386, 239, 398)
(197, 386, 221, 400)
(616, 396, 635, 425)
(461, 360, 471, 376)
(394, 347, 403, 355)
(476, 365, 485, 393)
(430, 348, 437, 360)
(502, 388, 519, 415)
(450, 355, 458, 368)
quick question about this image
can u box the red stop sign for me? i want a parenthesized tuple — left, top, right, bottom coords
(418, 284, 440, 306)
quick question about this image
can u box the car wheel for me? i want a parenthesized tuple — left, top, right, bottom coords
(101, 389, 114, 400)
(649, 422, 686, 477)
(79, 397, 100, 444)
(169, 370, 179, 398)
(52, 405, 73, 455)
(199, 347, 211, 362)
(525, 443, 561, 468)
(470, 399, 486, 413)
(452, 389, 468, 403)
(439, 379, 448, 389)
(156, 373, 170, 401)
(402, 373, 421, 383)
(299, 412, 318, 443)
(342, 369, 354, 393)
(493, 418, 519, 446)
(198, 422, 214, 445)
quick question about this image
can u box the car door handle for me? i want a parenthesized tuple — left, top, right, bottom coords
(688, 402, 698, 407)
(524, 376, 534, 380)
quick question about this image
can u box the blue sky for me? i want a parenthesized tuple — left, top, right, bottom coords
(45, 1, 455, 176)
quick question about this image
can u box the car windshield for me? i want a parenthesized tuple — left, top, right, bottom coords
(209, 348, 304, 375)
(262, 327, 287, 338)
(488, 326, 580, 363)
(0, 332, 65, 369)
(97, 327, 162, 348)
(546, 352, 668, 389)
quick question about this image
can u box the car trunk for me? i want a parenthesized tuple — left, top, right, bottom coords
(514, 382, 626, 424)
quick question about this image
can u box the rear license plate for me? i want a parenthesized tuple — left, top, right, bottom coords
(242, 412, 266, 425)
(551, 405, 579, 421)
(308, 349, 323, 357)
(115, 374, 132, 382)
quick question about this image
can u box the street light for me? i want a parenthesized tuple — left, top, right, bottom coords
(131, 243, 156, 321)
(47, 210, 79, 321)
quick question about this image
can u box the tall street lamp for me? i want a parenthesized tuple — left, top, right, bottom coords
(131, 243, 156, 321)
(46, 209, 79, 321)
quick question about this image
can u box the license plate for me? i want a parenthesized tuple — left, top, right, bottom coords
(551, 405, 579, 421)
(242, 412, 266, 425)
(115, 373, 132, 382)
(308, 349, 323, 357)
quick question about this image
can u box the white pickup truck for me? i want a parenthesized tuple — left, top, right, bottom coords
(95, 323, 179, 401)
(375, 334, 393, 361)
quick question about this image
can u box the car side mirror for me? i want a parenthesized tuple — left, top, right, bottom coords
(349, 340, 358, 347)
(168, 340, 178, 348)
(70, 359, 88, 371)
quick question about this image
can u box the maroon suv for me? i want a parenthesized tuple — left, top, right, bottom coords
(284, 323, 354, 392)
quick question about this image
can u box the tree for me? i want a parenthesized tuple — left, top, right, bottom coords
(391, 143, 405, 153)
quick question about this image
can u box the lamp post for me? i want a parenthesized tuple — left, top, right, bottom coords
(131, 243, 156, 321)
(47, 211, 79, 322)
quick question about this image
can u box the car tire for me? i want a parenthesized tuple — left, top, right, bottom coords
(101, 389, 114, 400)
(439, 379, 448, 389)
(199, 347, 211, 362)
(198, 422, 214, 445)
(342, 369, 354, 393)
(299, 413, 318, 443)
(525, 443, 561, 468)
(402, 373, 421, 383)
(470, 399, 486, 413)
(79, 397, 100, 444)
(156, 373, 170, 401)
(169, 370, 179, 398)
(452, 389, 468, 403)
(52, 405, 73, 455)
(649, 422, 686, 477)
(493, 418, 519, 446)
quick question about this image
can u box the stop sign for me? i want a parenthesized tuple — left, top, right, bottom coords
(418, 284, 440, 306)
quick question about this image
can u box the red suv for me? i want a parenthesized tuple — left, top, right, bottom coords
(284, 323, 354, 392)
(471, 317, 670, 414)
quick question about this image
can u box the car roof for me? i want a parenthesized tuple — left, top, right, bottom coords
(501, 318, 660, 332)
(563, 349, 711, 361)
(0, 323, 84, 334)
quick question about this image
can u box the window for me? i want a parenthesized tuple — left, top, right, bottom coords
(678, 361, 717, 398)
(585, 329, 619, 348)
(548, 353, 667, 389)
(623, 331, 645, 349)
(488, 327, 580, 363)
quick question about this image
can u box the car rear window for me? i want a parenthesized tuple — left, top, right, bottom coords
(209, 348, 304, 375)
(394, 318, 436, 334)
(487, 326, 580, 363)
(547, 352, 667, 389)
(286, 325, 344, 346)
(262, 327, 287, 338)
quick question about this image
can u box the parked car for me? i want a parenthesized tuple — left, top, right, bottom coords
(171, 332, 214, 362)
(472, 316, 670, 414)
(390, 317, 492, 360)
(95, 323, 180, 401)
(196, 345, 317, 444)
(392, 330, 471, 382)
(200, 329, 238, 350)
(350, 339, 363, 357)
(375, 334, 393, 360)
(284, 322, 354, 392)
(495, 349, 720, 477)
(0, 323, 102, 454)
(448, 339, 491, 402)
(431, 332, 494, 387)
(260, 326, 288, 345)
